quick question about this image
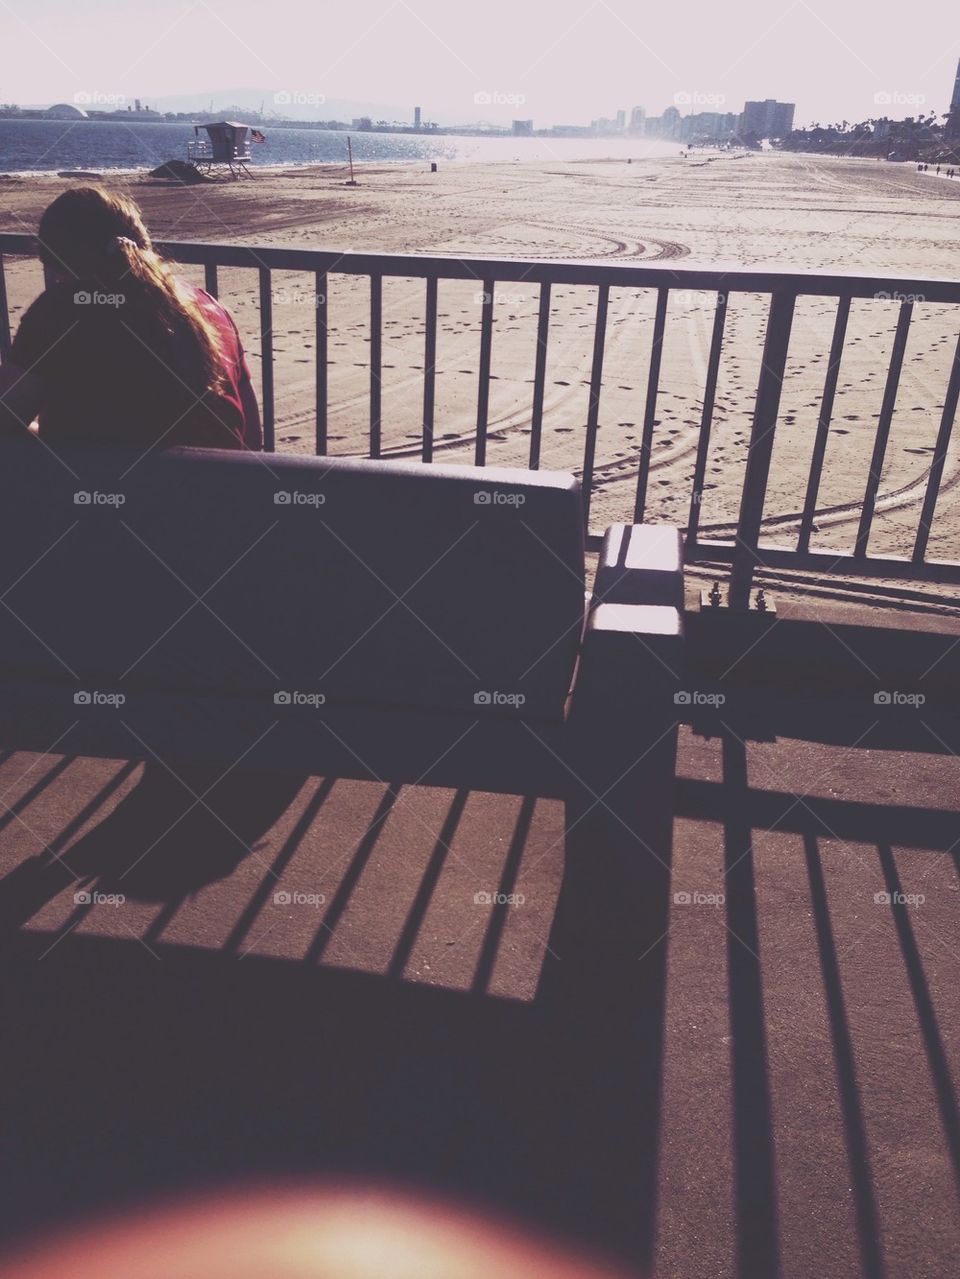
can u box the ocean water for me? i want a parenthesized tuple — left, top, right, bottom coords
(0, 118, 677, 174)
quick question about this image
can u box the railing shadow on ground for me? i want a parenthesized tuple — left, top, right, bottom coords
(0, 697, 958, 1277)
(673, 699, 960, 1279)
(0, 718, 679, 1274)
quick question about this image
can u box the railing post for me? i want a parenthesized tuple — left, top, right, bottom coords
(257, 267, 275, 451)
(0, 257, 11, 362)
(529, 280, 551, 469)
(369, 274, 382, 458)
(475, 278, 495, 466)
(914, 325, 960, 563)
(315, 270, 328, 455)
(422, 275, 437, 462)
(729, 291, 796, 610)
(581, 283, 609, 530)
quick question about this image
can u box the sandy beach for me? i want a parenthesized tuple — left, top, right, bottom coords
(3, 151, 960, 595)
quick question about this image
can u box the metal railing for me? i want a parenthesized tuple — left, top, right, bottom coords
(186, 141, 252, 163)
(2, 232, 959, 602)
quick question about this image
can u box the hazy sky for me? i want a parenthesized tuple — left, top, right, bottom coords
(1, 0, 957, 126)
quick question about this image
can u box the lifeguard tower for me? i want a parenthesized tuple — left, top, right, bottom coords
(187, 121, 253, 179)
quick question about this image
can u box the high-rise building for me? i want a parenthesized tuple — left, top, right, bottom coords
(512, 119, 533, 135)
(414, 105, 421, 129)
(630, 105, 646, 133)
(615, 109, 626, 131)
(740, 99, 795, 139)
(660, 105, 682, 139)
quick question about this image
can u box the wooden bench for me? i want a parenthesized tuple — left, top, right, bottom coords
(0, 437, 684, 799)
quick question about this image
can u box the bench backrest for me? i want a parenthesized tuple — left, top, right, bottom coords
(0, 440, 585, 722)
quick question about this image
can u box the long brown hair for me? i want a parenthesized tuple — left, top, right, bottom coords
(37, 186, 225, 398)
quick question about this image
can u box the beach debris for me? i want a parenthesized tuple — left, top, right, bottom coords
(147, 159, 212, 184)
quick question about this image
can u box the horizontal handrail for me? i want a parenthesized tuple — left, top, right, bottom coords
(2, 232, 959, 303)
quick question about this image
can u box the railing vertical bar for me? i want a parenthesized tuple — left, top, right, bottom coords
(369, 274, 382, 458)
(686, 291, 728, 541)
(0, 256, 11, 361)
(635, 287, 669, 522)
(203, 262, 219, 299)
(913, 325, 960, 563)
(797, 296, 850, 554)
(582, 283, 610, 530)
(475, 278, 495, 465)
(729, 291, 797, 609)
(422, 275, 437, 462)
(854, 300, 913, 558)
(257, 267, 275, 452)
(315, 270, 328, 455)
(529, 281, 551, 469)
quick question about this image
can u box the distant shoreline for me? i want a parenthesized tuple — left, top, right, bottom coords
(0, 118, 680, 175)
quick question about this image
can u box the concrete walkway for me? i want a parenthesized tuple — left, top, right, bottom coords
(0, 619, 958, 1277)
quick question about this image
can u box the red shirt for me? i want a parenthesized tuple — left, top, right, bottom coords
(10, 281, 262, 451)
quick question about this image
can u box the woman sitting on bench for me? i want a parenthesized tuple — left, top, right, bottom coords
(0, 186, 262, 450)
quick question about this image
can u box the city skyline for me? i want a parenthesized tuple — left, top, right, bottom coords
(0, 0, 956, 129)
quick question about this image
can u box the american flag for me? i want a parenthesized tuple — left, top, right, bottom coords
(251, 129, 266, 143)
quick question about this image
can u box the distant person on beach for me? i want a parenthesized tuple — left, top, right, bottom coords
(0, 186, 262, 450)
